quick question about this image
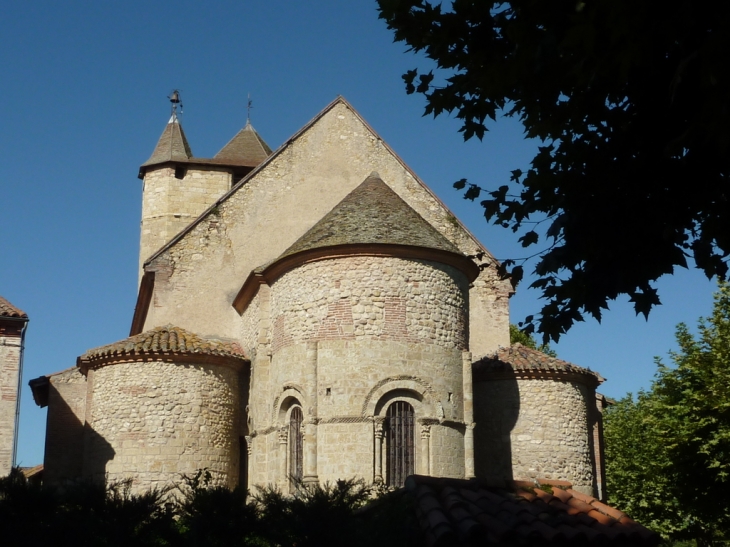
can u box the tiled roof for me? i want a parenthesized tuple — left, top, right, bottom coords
(405, 475, 659, 546)
(141, 116, 193, 167)
(213, 122, 272, 166)
(278, 172, 462, 259)
(79, 325, 247, 364)
(0, 296, 27, 318)
(474, 343, 604, 384)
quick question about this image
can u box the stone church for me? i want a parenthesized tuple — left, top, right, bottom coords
(29, 97, 607, 498)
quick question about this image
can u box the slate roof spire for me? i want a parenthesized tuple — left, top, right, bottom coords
(213, 121, 273, 166)
(141, 93, 193, 167)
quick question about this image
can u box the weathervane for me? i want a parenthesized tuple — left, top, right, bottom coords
(247, 94, 252, 124)
(168, 89, 183, 118)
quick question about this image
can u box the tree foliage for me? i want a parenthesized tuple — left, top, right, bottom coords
(604, 283, 730, 545)
(0, 470, 412, 547)
(377, 0, 730, 341)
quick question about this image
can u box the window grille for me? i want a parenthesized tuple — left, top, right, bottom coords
(289, 406, 304, 485)
(386, 401, 415, 486)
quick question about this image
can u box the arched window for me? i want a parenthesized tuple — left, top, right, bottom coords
(289, 406, 304, 485)
(386, 401, 415, 486)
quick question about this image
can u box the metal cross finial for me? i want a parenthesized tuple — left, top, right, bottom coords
(247, 94, 252, 123)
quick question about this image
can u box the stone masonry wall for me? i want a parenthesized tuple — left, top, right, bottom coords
(44, 368, 87, 484)
(473, 377, 595, 495)
(0, 331, 22, 476)
(139, 166, 230, 280)
(145, 101, 510, 356)
(244, 255, 469, 486)
(84, 360, 239, 493)
(269, 256, 469, 352)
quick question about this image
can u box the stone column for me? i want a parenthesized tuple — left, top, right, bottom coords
(420, 421, 432, 476)
(278, 427, 288, 486)
(303, 341, 319, 485)
(244, 435, 253, 491)
(462, 351, 475, 479)
(373, 417, 385, 483)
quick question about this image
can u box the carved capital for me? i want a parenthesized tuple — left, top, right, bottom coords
(278, 427, 288, 444)
(373, 417, 386, 439)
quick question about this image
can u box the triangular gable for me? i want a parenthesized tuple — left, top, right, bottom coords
(142, 96, 491, 270)
(133, 96, 500, 337)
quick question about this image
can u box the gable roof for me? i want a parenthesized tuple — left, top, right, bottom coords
(474, 343, 604, 386)
(133, 96, 497, 333)
(0, 296, 27, 319)
(141, 96, 491, 271)
(213, 121, 272, 166)
(279, 172, 461, 258)
(141, 115, 193, 167)
(401, 475, 660, 546)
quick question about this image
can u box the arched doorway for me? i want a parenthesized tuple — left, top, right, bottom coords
(386, 401, 415, 486)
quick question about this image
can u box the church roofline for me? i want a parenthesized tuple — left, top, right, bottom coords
(141, 96, 496, 272)
(131, 96, 501, 335)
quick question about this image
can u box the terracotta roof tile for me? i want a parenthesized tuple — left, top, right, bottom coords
(0, 296, 27, 318)
(474, 343, 604, 385)
(403, 475, 661, 546)
(79, 325, 247, 364)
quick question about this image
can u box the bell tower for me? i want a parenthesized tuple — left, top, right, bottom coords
(137, 92, 272, 282)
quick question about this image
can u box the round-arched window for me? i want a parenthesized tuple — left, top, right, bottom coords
(386, 401, 415, 486)
(289, 406, 304, 484)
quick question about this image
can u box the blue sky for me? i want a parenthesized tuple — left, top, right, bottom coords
(1, 1, 716, 467)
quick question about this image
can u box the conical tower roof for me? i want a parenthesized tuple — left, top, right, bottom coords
(279, 172, 461, 259)
(141, 115, 193, 167)
(213, 121, 272, 166)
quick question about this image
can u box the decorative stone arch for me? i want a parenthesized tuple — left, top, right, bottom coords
(362, 376, 435, 418)
(273, 384, 307, 425)
(366, 378, 436, 485)
(272, 385, 306, 490)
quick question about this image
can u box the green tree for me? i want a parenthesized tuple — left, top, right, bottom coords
(509, 323, 556, 357)
(377, 0, 730, 342)
(604, 283, 730, 545)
